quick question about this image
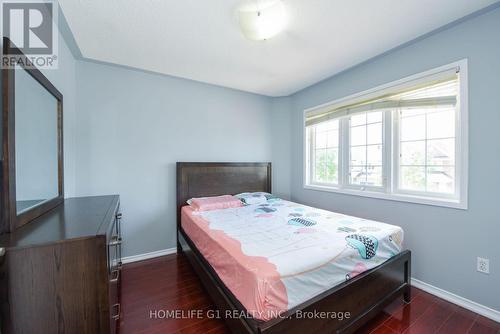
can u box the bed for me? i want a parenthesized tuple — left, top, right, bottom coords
(176, 162, 411, 334)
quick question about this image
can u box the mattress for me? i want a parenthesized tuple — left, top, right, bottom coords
(181, 199, 403, 321)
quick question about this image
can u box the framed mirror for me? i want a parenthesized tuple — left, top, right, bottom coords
(1, 37, 64, 232)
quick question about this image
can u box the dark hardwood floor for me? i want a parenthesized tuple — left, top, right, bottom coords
(119, 254, 500, 334)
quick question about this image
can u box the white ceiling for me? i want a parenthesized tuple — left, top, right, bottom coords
(59, 0, 498, 97)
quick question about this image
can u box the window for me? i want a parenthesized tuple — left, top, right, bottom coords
(304, 61, 468, 209)
(308, 120, 339, 185)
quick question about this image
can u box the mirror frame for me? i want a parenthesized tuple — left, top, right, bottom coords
(1, 37, 64, 233)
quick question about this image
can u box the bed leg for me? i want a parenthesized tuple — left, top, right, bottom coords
(403, 257, 411, 303)
(177, 230, 183, 253)
(404, 285, 411, 304)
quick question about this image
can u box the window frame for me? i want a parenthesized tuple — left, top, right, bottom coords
(307, 120, 341, 187)
(303, 60, 468, 210)
(344, 112, 386, 191)
(393, 107, 458, 200)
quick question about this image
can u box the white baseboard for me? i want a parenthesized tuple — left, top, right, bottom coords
(121, 247, 177, 264)
(411, 278, 500, 323)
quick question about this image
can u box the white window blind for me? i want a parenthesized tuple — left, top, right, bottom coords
(305, 68, 458, 127)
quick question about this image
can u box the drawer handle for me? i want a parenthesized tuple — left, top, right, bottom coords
(109, 236, 122, 246)
(110, 269, 120, 283)
(112, 303, 121, 320)
(116, 213, 122, 220)
(0, 247, 5, 258)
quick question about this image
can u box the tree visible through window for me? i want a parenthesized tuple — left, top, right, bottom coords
(312, 120, 339, 184)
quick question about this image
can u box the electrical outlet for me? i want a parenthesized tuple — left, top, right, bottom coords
(477, 257, 490, 274)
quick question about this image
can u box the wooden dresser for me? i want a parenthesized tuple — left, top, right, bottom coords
(0, 195, 122, 334)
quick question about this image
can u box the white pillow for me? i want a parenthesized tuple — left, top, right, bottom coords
(235, 192, 272, 205)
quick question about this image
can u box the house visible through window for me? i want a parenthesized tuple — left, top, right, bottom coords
(304, 61, 468, 209)
(397, 81, 457, 195)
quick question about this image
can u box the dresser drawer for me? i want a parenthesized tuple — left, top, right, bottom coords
(109, 266, 121, 333)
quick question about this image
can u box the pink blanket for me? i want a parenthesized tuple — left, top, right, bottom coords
(181, 206, 287, 320)
(181, 201, 403, 321)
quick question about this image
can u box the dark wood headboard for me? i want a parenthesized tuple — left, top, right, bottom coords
(176, 162, 271, 232)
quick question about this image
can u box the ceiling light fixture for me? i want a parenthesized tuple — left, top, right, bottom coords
(238, 0, 287, 41)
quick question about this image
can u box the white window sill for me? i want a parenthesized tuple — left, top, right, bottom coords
(303, 184, 467, 210)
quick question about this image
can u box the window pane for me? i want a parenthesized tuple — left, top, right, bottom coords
(313, 147, 338, 185)
(427, 139, 455, 166)
(350, 166, 366, 185)
(326, 148, 338, 183)
(366, 166, 383, 187)
(350, 146, 366, 165)
(316, 131, 327, 149)
(367, 123, 382, 144)
(399, 106, 457, 196)
(350, 125, 366, 146)
(427, 109, 455, 139)
(351, 114, 366, 127)
(314, 149, 327, 182)
(367, 144, 382, 165)
(427, 166, 454, 194)
(349, 112, 384, 188)
(311, 120, 340, 185)
(327, 129, 339, 147)
(401, 113, 425, 141)
(401, 141, 425, 165)
(367, 111, 382, 124)
(400, 166, 425, 191)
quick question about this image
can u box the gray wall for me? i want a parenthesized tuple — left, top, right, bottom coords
(285, 7, 500, 311)
(74, 61, 274, 257)
(270, 97, 293, 199)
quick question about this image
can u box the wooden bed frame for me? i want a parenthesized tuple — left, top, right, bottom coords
(176, 162, 411, 334)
